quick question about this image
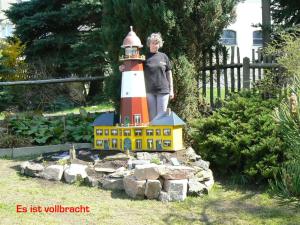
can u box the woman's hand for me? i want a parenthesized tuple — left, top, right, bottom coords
(169, 91, 174, 100)
(119, 64, 125, 72)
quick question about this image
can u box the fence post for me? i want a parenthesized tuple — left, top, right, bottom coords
(243, 57, 250, 89)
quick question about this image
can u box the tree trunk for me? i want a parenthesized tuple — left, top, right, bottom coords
(87, 79, 104, 101)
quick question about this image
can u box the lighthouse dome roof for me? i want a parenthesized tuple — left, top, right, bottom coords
(121, 26, 143, 48)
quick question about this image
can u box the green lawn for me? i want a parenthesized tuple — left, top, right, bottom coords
(0, 158, 299, 225)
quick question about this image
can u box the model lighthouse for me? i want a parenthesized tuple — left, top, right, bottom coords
(119, 26, 149, 126)
(92, 27, 185, 151)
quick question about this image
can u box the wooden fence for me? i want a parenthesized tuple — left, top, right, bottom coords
(201, 46, 280, 107)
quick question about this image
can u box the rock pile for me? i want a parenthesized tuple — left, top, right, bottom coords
(19, 147, 214, 202)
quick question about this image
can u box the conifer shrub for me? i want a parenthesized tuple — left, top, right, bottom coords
(192, 91, 283, 183)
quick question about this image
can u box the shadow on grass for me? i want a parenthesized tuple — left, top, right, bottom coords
(162, 185, 298, 225)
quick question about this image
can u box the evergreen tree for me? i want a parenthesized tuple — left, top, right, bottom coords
(6, 0, 106, 98)
(271, 0, 300, 26)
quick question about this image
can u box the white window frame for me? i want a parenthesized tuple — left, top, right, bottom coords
(135, 129, 142, 136)
(163, 128, 171, 136)
(146, 129, 154, 136)
(112, 139, 118, 148)
(147, 139, 153, 149)
(136, 139, 142, 149)
(163, 140, 171, 147)
(133, 114, 141, 124)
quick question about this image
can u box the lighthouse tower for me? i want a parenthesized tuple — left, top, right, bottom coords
(119, 26, 149, 126)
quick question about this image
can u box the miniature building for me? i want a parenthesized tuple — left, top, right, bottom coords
(92, 27, 185, 151)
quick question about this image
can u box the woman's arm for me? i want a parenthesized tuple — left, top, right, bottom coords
(167, 70, 174, 99)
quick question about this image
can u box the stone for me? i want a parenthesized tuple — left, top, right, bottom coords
(204, 178, 214, 192)
(188, 179, 208, 196)
(170, 157, 180, 166)
(108, 167, 131, 178)
(94, 167, 116, 173)
(123, 175, 146, 199)
(145, 180, 162, 199)
(195, 169, 213, 182)
(185, 147, 201, 162)
(20, 161, 30, 175)
(192, 159, 210, 171)
(136, 152, 153, 160)
(51, 151, 70, 161)
(158, 191, 170, 202)
(131, 160, 151, 168)
(161, 166, 195, 180)
(134, 164, 162, 180)
(103, 153, 130, 161)
(85, 176, 99, 187)
(101, 178, 124, 190)
(23, 162, 44, 177)
(164, 179, 188, 201)
(63, 164, 88, 184)
(41, 165, 64, 181)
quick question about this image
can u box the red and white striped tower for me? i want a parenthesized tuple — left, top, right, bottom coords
(119, 26, 149, 125)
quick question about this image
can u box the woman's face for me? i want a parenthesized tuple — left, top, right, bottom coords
(149, 40, 160, 53)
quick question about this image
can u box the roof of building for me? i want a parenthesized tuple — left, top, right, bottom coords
(150, 112, 185, 126)
(91, 112, 119, 126)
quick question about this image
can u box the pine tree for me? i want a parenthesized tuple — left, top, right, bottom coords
(6, 0, 106, 98)
(271, 0, 300, 26)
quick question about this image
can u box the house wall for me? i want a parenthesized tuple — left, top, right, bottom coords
(224, 0, 262, 59)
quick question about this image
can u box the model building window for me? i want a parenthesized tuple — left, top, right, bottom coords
(156, 129, 161, 136)
(133, 114, 141, 124)
(146, 129, 154, 136)
(111, 129, 118, 136)
(96, 129, 103, 135)
(124, 129, 131, 136)
(119, 129, 122, 135)
(136, 139, 142, 149)
(104, 129, 109, 136)
(147, 139, 153, 149)
(112, 139, 118, 148)
(96, 140, 103, 146)
(135, 129, 142, 136)
(163, 128, 171, 136)
(163, 140, 171, 147)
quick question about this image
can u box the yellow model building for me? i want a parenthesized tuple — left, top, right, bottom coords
(92, 110, 185, 151)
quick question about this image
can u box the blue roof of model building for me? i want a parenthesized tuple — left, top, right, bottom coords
(92, 112, 119, 126)
(150, 112, 185, 126)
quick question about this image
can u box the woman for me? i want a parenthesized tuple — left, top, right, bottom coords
(144, 33, 174, 121)
(119, 32, 174, 121)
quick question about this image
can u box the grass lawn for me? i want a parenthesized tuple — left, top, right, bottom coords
(0, 158, 299, 225)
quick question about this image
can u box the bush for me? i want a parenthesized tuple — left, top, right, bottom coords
(0, 133, 32, 148)
(192, 91, 283, 183)
(5, 110, 95, 145)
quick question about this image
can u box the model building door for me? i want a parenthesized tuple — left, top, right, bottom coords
(104, 140, 109, 150)
(124, 138, 132, 151)
(156, 140, 162, 150)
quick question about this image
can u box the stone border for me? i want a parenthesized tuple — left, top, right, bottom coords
(0, 143, 92, 158)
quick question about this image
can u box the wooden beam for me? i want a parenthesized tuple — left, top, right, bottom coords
(0, 76, 107, 86)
